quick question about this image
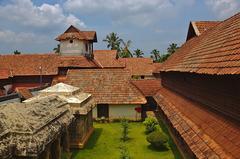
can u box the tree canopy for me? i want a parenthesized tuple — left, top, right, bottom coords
(151, 43, 179, 63)
(133, 49, 144, 58)
(103, 32, 122, 52)
(13, 50, 21, 55)
(119, 40, 133, 58)
(53, 44, 60, 54)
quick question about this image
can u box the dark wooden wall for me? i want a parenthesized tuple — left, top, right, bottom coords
(161, 71, 240, 123)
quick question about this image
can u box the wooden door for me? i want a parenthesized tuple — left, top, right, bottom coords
(97, 104, 109, 118)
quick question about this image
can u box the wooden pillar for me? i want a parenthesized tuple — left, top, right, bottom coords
(51, 137, 61, 159)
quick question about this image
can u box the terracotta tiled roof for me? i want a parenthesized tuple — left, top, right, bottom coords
(152, 63, 162, 73)
(58, 55, 98, 68)
(55, 25, 97, 42)
(131, 79, 161, 96)
(52, 75, 67, 85)
(0, 88, 5, 96)
(154, 86, 240, 158)
(193, 21, 221, 35)
(119, 58, 154, 76)
(0, 69, 10, 79)
(0, 54, 98, 79)
(162, 13, 240, 75)
(93, 50, 125, 68)
(16, 88, 33, 100)
(65, 69, 147, 104)
(0, 54, 58, 77)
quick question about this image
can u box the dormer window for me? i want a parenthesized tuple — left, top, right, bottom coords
(70, 39, 73, 43)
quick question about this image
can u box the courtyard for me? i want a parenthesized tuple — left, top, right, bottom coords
(68, 122, 182, 159)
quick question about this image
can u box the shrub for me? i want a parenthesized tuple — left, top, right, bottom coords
(119, 144, 130, 159)
(143, 117, 158, 134)
(121, 118, 129, 142)
(146, 131, 168, 149)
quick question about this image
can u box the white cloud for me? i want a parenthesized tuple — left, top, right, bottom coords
(205, 0, 240, 19)
(64, 0, 195, 26)
(0, 30, 48, 44)
(0, 0, 86, 28)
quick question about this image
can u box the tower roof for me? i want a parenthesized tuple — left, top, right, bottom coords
(55, 25, 97, 42)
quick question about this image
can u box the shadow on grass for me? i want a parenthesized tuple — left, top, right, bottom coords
(156, 113, 183, 159)
(71, 128, 103, 159)
(147, 144, 169, 152)
(85, 128, 103, 149)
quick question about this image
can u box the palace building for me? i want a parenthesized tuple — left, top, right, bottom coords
(0, 12, 240, 159)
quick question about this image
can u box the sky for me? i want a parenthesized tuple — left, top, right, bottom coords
(0, 0, 239, 56)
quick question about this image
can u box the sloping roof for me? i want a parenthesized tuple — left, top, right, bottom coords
(161, 12, 240, 75)
(186, 21, 220, 41)
(154, 86, 240, 158)
(131, 79, 161, 96)
(0, 54, 98, 79)
(55, 25, 97, 42)
(16, 88, 33, 100)
(0, 95, 73, 157)
(152, 63, 162, 73)
(193, 21, 220, 35)
(119, 58, 154, 76)
(65, 69, 147, 104)
(40, 82, 80, 95)
(93, 50, 125, 68)
(0, 69, 10, 79)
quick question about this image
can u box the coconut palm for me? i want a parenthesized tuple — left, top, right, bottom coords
(53, 44, 60, 54)
(13, 50, 21, 55)
(150, 49, 161, 62)
(103, 32, 122, 52)
(167, 43, 179, 54)
(133, 49, 144, 58)
(119, 40, 133, 58)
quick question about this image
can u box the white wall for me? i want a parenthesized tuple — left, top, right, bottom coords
(60, 39, 92, 56)
(93, 104, 142, 120)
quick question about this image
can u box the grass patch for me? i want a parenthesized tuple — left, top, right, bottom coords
(71, 122, 182, 159)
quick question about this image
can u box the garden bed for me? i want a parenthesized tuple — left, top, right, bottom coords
(69, 122, 182, 159)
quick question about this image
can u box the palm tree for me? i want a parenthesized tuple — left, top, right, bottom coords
(133, 49, 144, 58)
(167, 43, 179, 54)
(150, 49, 161, 62)
(159, 53, 171, 63)
(103, 32, 122, 52)
(119, 40, 133, 58)
(13, 50, 21, 55)
(53, 44, 60, 54)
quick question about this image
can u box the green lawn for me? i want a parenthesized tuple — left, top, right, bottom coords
(71, 122, 182, 159)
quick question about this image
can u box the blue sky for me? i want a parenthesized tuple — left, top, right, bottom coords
(0, 0, 239, 56)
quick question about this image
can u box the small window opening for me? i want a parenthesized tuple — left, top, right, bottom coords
(70, 39, 73, 43)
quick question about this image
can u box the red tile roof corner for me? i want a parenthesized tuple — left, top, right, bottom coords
(131, 79, 161, 96)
